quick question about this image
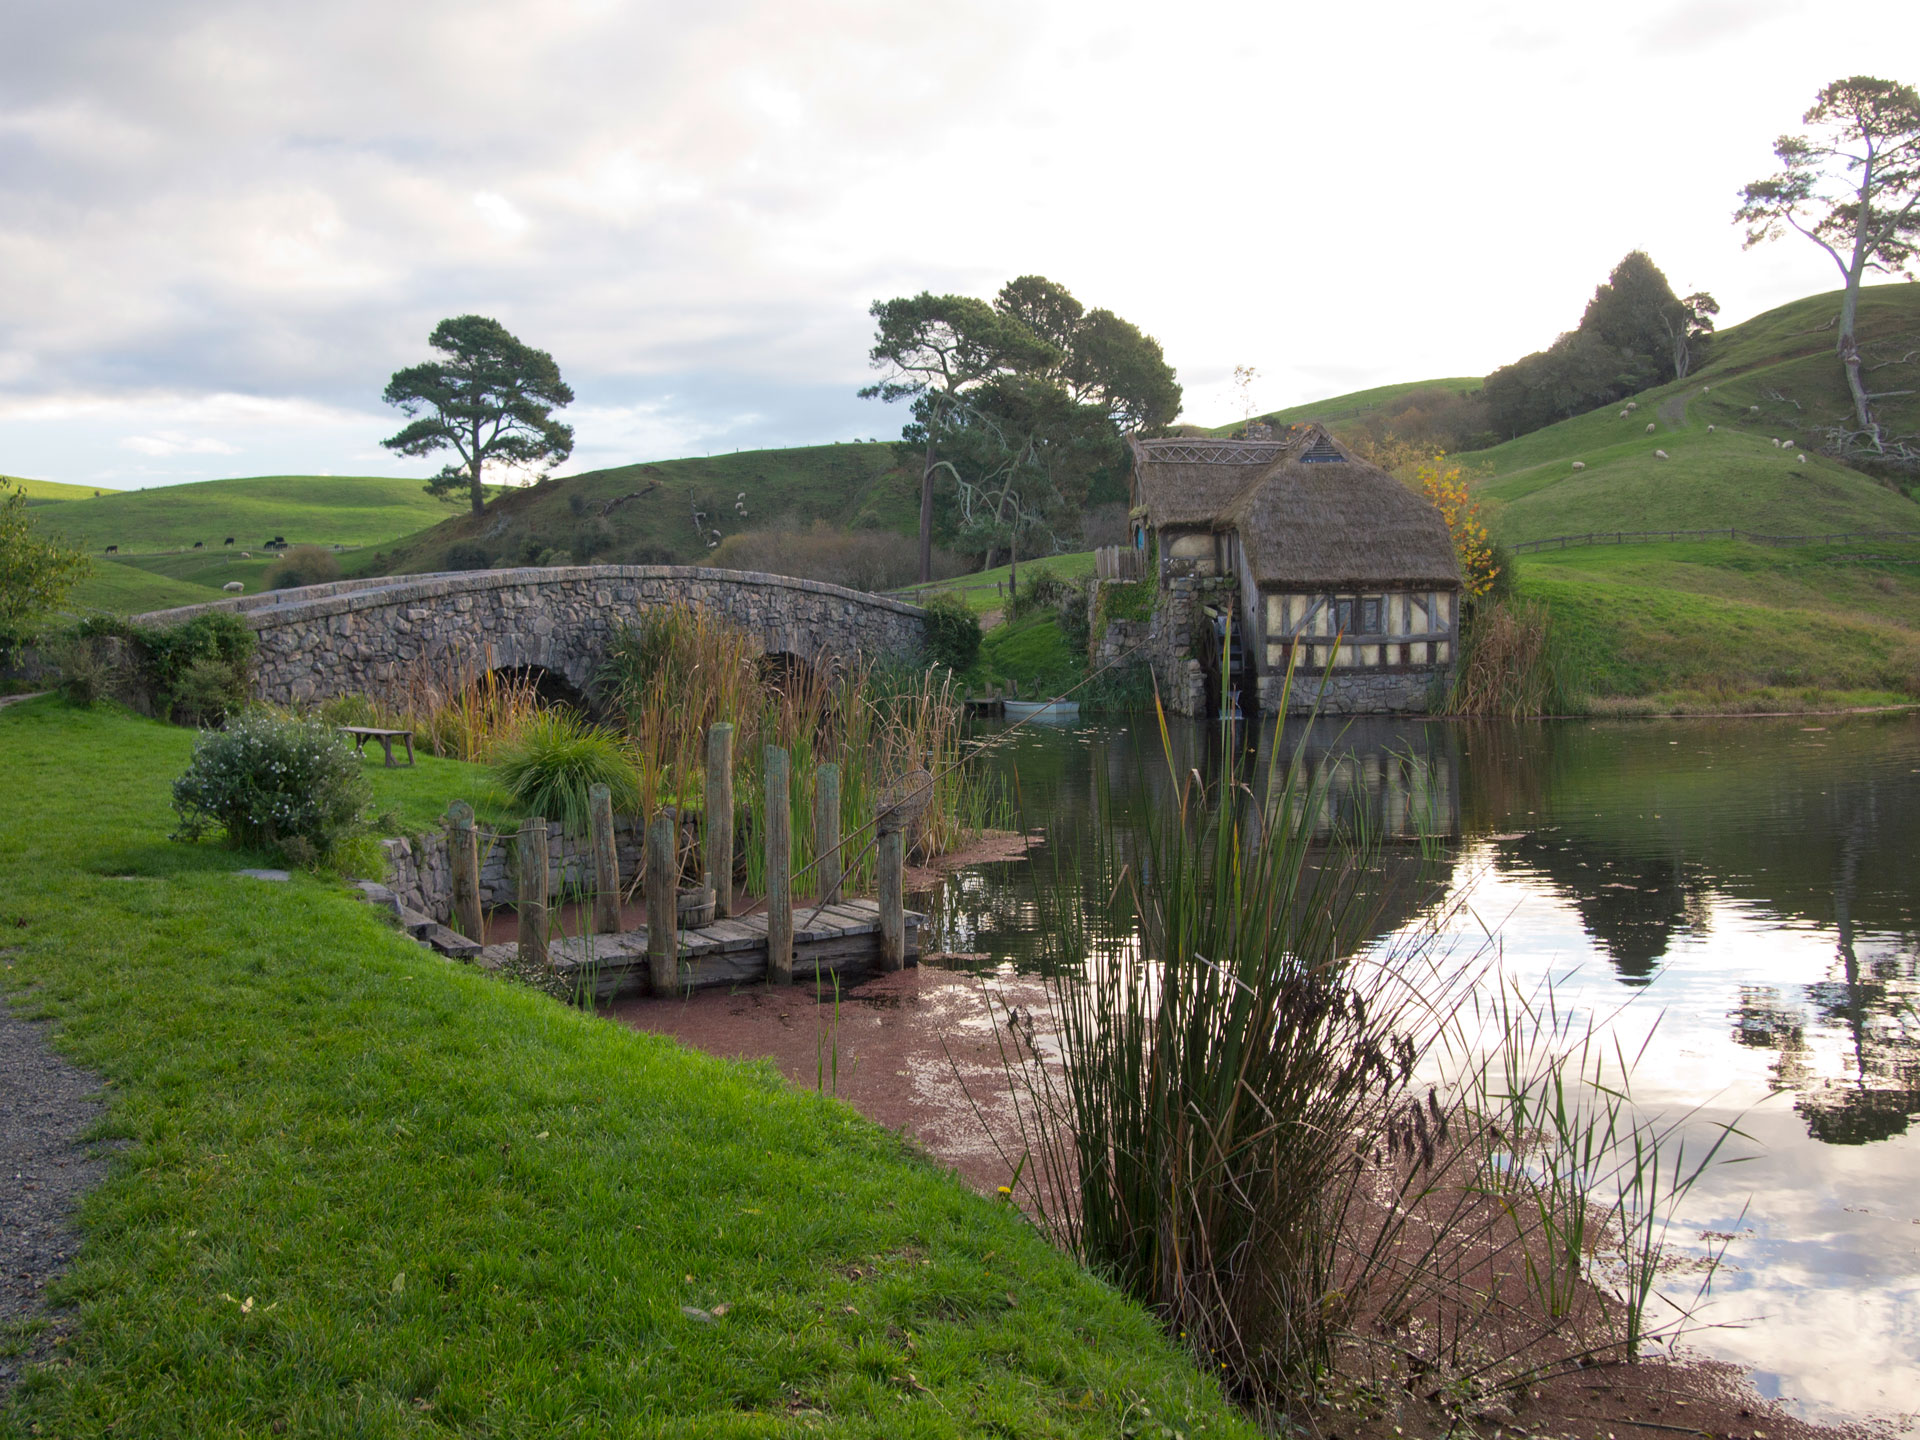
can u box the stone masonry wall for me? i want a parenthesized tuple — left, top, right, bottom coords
(381, 815, 670, 923)
(136, 565, 928, 706)
(1261, 667, 1446, 716)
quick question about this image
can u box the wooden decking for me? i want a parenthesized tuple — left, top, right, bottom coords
(537, 898, 926, 1001)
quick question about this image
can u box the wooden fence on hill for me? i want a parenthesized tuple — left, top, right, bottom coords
(1510, 528, 1920, 554)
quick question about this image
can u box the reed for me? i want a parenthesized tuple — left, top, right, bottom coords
(993, 670, 1732, 1418)
(600, 605, 1007, 898)
(1448, 597, 1586, 718)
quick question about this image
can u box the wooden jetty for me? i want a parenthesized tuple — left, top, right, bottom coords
(535, 898, 926, 1001)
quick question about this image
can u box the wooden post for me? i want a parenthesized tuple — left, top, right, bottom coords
(646, 809, 678, 995)
(589, 783, 621, 934)
(764, 745, 792, 984)
(515, 816, 549, 968)
(813, 762, 841, 904)
(705, 723, 734, 920)
(877, 825, 906, 972)
(448, 800, 483, 940)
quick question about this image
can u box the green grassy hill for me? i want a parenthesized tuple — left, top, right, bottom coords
(1221, 377, 1482, 436)
(5, 473, 121, 502)
(354, 443, 918, 577)
(31, 474, 465, 554)
(64, 560, 219, 615)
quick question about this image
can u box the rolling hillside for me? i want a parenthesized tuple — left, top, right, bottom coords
(30, 474, 467, 554)
(64, 560, 220, 615)
(352, 443, 919, 577)
(5, 474, 120, 502)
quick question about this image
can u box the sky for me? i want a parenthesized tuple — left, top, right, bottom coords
(1, 0, 1916, 491)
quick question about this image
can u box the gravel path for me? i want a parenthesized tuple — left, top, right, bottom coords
(0, 1010, 106, 1394)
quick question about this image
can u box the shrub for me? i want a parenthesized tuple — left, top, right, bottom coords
(446, 542, 492, 571)
(49, 632, 121, 707)
(1010, 564, 1071, 620)
(171, 711, 371, 862)
(81, 611, 257, 723)
(490, 710, 637, 834)
(264, 544, 341, 590)
(922, 594, 982, 673)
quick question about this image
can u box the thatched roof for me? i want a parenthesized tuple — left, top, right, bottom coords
(1131, 426, 1461, 590)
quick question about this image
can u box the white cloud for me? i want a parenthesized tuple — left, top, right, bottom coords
(119, 432, 242, 456)
(0, 0, 1916, 483)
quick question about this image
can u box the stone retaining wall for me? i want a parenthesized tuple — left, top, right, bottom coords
(380, 816, 668, 923)
(1261, 668, 1445, 715)
(136, 565, 928, 707)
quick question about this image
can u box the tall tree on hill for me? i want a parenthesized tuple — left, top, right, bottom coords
(862, 294, 1058, 583)
(863, 279, 1181, 579)
(1482, 253, 1709, 439)
(382, 316, 575, 515)
(1737, 76, 1920, 454)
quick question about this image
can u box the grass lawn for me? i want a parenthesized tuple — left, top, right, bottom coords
(0, 698, 1252, 1438)
(32, 476, 464, 556)
(1517, 541, 1920, 711)
(107, 550, 288, 597)
(978, 615, 1086, 697)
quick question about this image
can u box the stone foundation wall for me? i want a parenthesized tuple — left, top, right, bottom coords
(1261, 667, 1447, 716)
(135, 565, 928, 707)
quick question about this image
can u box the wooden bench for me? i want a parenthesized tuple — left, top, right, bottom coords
(339, 725, 416, 768)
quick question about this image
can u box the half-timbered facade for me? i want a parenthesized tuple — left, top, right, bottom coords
(1128, 424, 1462, 714)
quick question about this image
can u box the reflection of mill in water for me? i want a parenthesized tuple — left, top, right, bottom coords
(1253, 716, 1461, 844)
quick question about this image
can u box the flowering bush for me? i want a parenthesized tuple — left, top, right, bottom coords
(172, 711, 371, 862)
(1417, 453, 1501, 599)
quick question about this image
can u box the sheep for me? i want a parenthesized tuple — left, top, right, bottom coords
(1655, 449, 1670, 459)
(1620, 410, 1630, 419)
(1646, 422, 1656, 434)
(240, 551, 251, 558)
(1798, 453, 1808, 464)
(1626, 401, 1638, 411)
(1707, 424, 1715, 433)
(1571, 460, 1586, 470)
(222, 581, 244, 593)
(1750, 405, 1761, 413)
(1702, 385, 1710, 392)
(1771, 438, 1781, 447)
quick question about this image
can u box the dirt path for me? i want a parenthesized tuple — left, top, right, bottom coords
(1658, 388, 1694, 428)
(0, 1011, 106, 1394)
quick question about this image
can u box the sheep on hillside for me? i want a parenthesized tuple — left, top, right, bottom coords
(1646, 422, 1656, 434)
(1750, 405, 1761, 413)
(1771, 438, 1781, 447)
(1619, 410, 1630, 419)
(1571, 461, 1586, 470)
(1626, 401, 1638, 411)
(222, 581, 244, 593)
(1798, 453, 1808, 464)
(1707, 424, 1716, 432)
(1655, 449, 1670, 460)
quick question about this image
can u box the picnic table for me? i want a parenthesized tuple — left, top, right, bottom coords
(339, 725, 416, 768)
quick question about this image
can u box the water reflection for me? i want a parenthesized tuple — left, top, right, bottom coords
(927, 710, 1920, 1426)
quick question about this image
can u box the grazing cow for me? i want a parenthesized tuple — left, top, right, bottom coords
(223, 581, 245, 593)
(193, 540, 204, 549)
(104, 544, 118, 555)
(224, 537, 234, 546)
(1645, 422, 1656, 434)
(1571, 461, 1586, 470)
(1654, 449, 1670, 460)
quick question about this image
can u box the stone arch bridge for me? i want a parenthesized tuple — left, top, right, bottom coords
(137, 566, 930, 706)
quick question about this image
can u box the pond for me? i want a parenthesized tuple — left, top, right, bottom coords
(921, 710, 1920, 1431)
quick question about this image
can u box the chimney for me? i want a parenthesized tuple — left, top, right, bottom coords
(1244, 421, 1274, 441)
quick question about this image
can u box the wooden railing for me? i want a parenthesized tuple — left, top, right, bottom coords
(1094, 545, 1146, 581)
(1510, 528, 1920, 554)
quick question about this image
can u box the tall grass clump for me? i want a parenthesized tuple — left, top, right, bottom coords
(600, 604, 1006, 896)
(998, 674, 1733, 1419)
(317, 654, 550, 761)
(491, 710, 637, 835)
(1448, 597, 1585, 717)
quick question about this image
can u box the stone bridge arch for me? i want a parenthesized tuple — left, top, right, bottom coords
(136, 565, 929, 707)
